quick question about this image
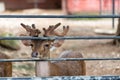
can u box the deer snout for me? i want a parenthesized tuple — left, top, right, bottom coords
(31, 52, 38, 57)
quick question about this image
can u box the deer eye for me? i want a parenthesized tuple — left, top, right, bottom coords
(44, 44, 49, 47)
(30, 44, 33, 47)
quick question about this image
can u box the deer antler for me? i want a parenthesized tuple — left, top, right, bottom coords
(54, 25, 69, 37)
(43, 23, 69, 37)
(21, 23, 41, 37)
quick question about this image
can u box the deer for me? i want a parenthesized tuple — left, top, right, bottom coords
(0, 52, 12, 77)
(20, 23, 86, 77)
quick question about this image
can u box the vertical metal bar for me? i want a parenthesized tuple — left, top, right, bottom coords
(99, 0, 102, 15)
(62, 0, 67, 14)
(118, 0, 120, 14)
(34, 0, 38, 8)
(112, 0, 115, 28)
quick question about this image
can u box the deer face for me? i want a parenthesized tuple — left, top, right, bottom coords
(20, 36, 53, 58)
(30, 40, 52, 58)
(20, 23, 69, 58)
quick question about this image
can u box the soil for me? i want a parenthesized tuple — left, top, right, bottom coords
(0, 9, 120, 77)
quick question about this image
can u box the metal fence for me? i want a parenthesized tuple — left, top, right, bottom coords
(0, 76, 120, 80)
(0, 0, 120, 80)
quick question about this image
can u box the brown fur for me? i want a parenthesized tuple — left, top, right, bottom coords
(36, 51, 86, 76)
(0, 53, 12, 77)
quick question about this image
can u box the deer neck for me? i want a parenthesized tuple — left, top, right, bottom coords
(36, 50, 58, 77)
(36, 61, 52, 77)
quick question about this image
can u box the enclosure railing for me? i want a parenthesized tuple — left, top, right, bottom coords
(0, 0, 120, 80)
(0, 15, 119, 18)
(0, 23, 120, 80)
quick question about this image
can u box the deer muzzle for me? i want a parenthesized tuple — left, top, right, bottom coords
(31, 52, 38, 57)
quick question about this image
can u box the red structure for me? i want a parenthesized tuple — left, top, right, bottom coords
(63, 0, 120, 14)
(0, 0, 119, 14)
(0, 0, 61, 10)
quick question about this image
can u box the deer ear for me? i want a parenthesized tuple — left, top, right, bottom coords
(50, 40, 64, 51)
(20, 34, 32, 46)
(53, 40, 64, 47)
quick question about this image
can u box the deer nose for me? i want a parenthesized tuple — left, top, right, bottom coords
(31, 52, 38, 57)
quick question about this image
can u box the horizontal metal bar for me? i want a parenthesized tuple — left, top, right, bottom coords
(0, 36, 120, 40)
(0, 58, 120, 62)
(0, 76, 119, 80)
(0, 15, 119, 18)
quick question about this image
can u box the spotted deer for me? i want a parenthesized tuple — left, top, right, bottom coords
(0, 52, 12, 77)
(20, 23, 86, 77)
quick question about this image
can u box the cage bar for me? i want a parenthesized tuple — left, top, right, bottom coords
(0, 76, 119, 80)
(0, 36, 120, 40)
(0, 15, 119, 18)
(0, 57, 120, 62)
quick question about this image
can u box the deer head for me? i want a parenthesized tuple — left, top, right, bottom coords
(20, 23, 69, 58)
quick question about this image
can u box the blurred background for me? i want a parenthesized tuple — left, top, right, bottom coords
(0, 0, 119, 14)
(0, 0, 120, 77)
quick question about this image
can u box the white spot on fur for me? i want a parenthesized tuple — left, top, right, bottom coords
(50, 46, 57, 52)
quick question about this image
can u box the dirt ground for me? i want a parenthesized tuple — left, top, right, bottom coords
(0, 9, 120, 77)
